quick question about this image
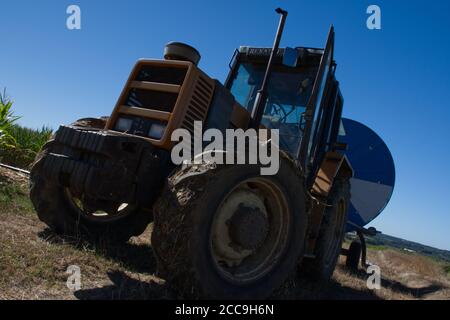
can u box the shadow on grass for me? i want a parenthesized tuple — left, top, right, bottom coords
(301, 279, 381, 300)
(38, 228, 444, 300)
(37, 228, 157, 274)
(38, 227, 175, 300)
(274, 276, 381, 300)
(74, 270, 174, 300)
(344, 267, 447, 298)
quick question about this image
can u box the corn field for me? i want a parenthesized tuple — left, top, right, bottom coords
(0, 90, 53, 169)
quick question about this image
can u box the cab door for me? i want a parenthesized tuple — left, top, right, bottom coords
(298, 26, 335, 181)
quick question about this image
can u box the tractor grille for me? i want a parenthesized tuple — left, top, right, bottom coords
(181, 75, 214, 135)
(124, 88, 178, 112)
(135, 64, 187, 85)
(109, 60, 215, 149)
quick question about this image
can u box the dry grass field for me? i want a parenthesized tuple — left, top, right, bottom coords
(1, 166, 449, 300)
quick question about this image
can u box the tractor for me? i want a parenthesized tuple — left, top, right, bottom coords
(29, 8, 385, 299)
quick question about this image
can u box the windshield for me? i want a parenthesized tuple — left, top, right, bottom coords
(229, 62, 317, 156)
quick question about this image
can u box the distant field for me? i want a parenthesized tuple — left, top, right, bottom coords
(0, 166, 449, 300)
(362, 232, 450, 263)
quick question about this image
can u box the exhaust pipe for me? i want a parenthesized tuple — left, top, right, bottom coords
(250, 8, 288, 128)
(164, 42, 201, 66)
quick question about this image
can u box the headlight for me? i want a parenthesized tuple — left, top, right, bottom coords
(148, 122, 166, 140)
(115, 117, 133, 132)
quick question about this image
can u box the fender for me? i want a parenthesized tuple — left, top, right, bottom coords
(305, 151, 354, 257)
(311, 151, 353, 198)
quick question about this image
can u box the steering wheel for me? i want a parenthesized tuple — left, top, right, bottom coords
(271, 102, 288, 123)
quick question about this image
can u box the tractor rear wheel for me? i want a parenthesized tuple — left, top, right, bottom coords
(152, 154, 308, 299)
(346, 240, 362, 271)
(300, 178, 350, 281)
(29, 117, 152, 243)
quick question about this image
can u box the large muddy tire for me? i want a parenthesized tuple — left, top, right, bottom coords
(30, 168, 152, 242)
(152, 153, 308, 299)
(30, 117, 109, 168)
(29, 117, 152, 243)
(300, 178, 350, 281)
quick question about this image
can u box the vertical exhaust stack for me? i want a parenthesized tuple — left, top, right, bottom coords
(250, 8, 288, 128)
(164, 42, 201, 66)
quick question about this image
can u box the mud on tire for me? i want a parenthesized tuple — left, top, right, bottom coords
(29, 117, 152, 243)
(152, 153, 308, 299)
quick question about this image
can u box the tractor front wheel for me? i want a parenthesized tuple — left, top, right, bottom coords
(152, 154, 308, 299)
(29, 117, 153, 243)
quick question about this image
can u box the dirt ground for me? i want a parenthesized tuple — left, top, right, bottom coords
(0, 166, 449, 300)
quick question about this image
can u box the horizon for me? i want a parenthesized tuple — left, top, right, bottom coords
(1, 0, 449, 251)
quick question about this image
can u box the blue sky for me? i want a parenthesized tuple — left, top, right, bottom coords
(1, 0, 449, 250)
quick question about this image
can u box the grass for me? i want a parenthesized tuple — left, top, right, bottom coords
(0, 90, 53, 169)
(0, 175, 33, 215)
(0, 166, 449, 300)
(367, 244, 389, 251)
(443, 265, 450, 277)
(0, 166, 167, 299)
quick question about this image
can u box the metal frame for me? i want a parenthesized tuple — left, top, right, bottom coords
(298, 26, 335, 181)
(343, 222, 380, 269)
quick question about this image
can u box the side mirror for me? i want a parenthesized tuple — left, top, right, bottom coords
(283, 47, 298, 67)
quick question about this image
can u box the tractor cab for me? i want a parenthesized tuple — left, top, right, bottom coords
(225, 31, 344, 184)
(226, 47, 320, 156)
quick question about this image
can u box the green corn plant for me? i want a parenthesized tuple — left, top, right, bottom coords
(0, 89, 53, 168)
(0, 89, 20, 148)
(8, 125, 53, 154)
(1, 124, 53, 168)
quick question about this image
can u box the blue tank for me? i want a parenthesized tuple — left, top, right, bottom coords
(338, 118, 395, 230)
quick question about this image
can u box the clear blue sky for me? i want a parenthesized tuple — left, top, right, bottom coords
(1, 0, 449, 250)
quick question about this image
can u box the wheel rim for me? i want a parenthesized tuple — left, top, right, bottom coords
(64, 189, 133, 223)
(209, 177, 291, 284)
